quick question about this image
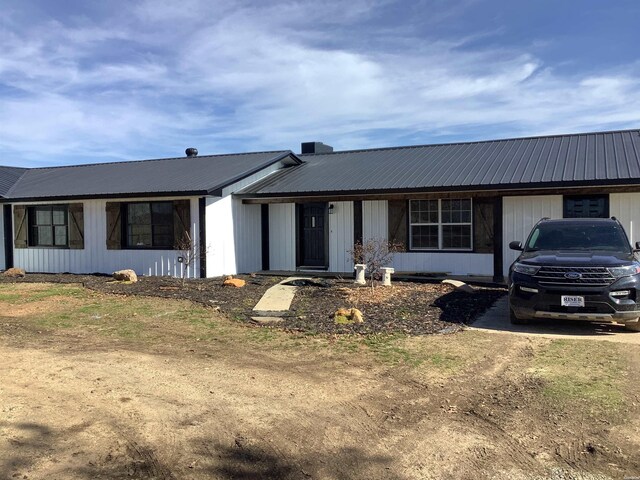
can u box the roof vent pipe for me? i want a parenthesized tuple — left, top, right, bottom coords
(185, 147, 198, 157)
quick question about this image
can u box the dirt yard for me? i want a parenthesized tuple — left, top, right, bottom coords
(1, 283, 640, 479)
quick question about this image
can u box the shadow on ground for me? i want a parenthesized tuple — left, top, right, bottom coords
(471, 297, 640, 343)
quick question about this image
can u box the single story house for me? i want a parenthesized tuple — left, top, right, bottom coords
(1, 128, 640, 283)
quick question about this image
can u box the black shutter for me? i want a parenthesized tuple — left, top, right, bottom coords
(68, 203, 85, 249)
(173, 199, 191, 245)
(13, 205, 27, 249)
(387, 200, 407, 251)
(106, 202, 122, 250)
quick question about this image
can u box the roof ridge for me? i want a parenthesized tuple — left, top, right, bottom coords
(300, 128, 640, 156)
(23, 150, 293, 171)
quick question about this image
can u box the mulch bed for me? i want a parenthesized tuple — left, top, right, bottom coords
(286, 281, 505, 335)
(0, 273, 505, 336)
(0, 273, 281, 320)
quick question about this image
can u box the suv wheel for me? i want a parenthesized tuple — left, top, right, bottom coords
(624, 320, 640, 332)
(510, 308, 528, 325)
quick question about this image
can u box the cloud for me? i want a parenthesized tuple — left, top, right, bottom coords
(0, 0, 638, 167)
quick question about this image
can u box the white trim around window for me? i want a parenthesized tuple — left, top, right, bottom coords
(409, 198, 473, 251)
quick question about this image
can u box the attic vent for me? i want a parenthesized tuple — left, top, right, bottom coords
(185, 147, 198, 157)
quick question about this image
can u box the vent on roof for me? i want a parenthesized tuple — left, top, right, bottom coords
(185, 147, 198, 157)
(301, 142, 333, 154)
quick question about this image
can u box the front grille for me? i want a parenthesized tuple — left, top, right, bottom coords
(546, 304, 614, 314)
(534, 266, 615, 286)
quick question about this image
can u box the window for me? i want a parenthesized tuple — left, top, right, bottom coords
(28, 205, 68, 247)
(409, 199, 472, 250)
(125, 202, 174, 248)
(563, 195, 609, 218)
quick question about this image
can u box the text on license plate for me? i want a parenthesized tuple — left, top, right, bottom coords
(561, 295, 585, 307)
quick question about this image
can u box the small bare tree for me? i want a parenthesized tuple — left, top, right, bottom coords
(174, 233, 208, 284)
(348, 238, 403, 287)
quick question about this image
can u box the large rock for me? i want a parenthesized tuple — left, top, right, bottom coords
(112, 269, 138, 282)
(333, 307, 364, 324)
(2, 267, 26, 278)
(223, 278, 246, 288)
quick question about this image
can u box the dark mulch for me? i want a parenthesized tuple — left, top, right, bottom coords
(0, 273, 281, 319)
(0, 273, 505, 336)
(287, 281, 506, 335)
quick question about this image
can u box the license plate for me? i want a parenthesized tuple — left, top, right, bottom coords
(561, 295, 585, 307)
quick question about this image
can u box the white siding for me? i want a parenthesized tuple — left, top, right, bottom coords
(393, 253, 493, 276)
(0, 207, 4, 271)
(363, 200, 388, 241)
(610, 193, 640, 247)
(13, 197, 200, 278)
(205, 196, 237, 276)
(329, 201, 354, 273)
(233, 200, 262, 273)
(269, 203, 296, 271)
(502, 195, 563, 276)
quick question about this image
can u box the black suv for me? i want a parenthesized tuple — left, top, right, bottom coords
(508, 217, 640, 331)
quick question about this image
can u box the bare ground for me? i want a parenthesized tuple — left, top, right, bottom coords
(1, 284, 640, 479)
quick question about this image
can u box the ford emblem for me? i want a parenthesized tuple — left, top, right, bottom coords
(565, 272, 582, 280)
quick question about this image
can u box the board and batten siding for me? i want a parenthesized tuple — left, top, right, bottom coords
(13, 197, 200, 277)
(269, 203, 296, 271)
(610, 193, 640, 248)
(329, 201, 354, 273)
(502, 195, 563, 276)
(361, 200, 492, 276)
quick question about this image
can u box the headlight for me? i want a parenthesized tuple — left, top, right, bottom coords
(607, 264, 640, 278)
(513, 262, 540, 275)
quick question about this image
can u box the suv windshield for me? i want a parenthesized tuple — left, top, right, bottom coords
(525, 222, 631, 252)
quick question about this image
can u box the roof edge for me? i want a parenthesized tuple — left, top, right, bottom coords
(299, 127, 640, 157)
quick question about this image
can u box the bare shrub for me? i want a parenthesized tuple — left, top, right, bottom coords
(348, 238, 403, 287)
(174, 233, 208, 284)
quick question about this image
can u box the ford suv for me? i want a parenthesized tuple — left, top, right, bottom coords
(508, 217, 640, 331)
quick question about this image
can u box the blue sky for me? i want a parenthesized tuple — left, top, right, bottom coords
(1, 0, 639, 167)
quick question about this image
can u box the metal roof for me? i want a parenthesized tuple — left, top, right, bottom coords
(242, 129, 640, 196)
(0, 166, 27, 197)
(3, 151, 297, 200)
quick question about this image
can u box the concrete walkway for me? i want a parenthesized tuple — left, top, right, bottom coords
(251, 277, 310, 322)
(470, 296, 640, 344)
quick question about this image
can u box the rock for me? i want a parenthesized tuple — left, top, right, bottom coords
(333, 307, 364, 324)
(442, 279, 474, 293)
(112, 269, 138, 282)
(223, 278, 246, 288)
(2, 267, 26, 278)
(350, 308, 364, 323)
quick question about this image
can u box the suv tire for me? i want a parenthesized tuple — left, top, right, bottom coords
(509, 308, 528, 325)
(624, 320, 640, 332)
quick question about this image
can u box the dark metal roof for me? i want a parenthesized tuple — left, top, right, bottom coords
(0, 166, 27, 198)
(3, 151, 297, 200)
(241, 129, 640, 196)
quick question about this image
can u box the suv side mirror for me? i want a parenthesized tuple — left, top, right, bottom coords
(635, 241, 640, 252)
(509, 241, 523, 251)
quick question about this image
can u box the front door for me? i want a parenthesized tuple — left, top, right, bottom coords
(299, 203, 327, 268)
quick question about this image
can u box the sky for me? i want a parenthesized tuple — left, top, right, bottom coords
(0, 0, 639, 168)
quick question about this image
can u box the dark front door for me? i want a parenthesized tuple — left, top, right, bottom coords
(300, 203, 327, 268)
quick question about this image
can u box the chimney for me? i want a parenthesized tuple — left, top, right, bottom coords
(301, 142, 333, 154)
(185, 147, 198, 157)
